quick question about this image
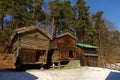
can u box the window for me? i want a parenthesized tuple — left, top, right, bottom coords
(69, 51, 73, 58)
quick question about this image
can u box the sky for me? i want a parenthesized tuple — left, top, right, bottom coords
(62, 0, 120, 31)
(85, 0, 120, 31)
(70, 0, 120, 30)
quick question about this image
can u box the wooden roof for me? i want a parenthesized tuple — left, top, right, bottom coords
(55, 32, 77, 40)
(10, 26, 52, 45)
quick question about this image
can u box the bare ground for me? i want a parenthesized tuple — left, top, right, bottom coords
(0, 54, 15, 68)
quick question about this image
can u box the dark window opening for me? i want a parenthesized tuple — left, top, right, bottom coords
(36, 50, 45, 62)
(69, 51, 73, 58)
(93, 56, 97, 61)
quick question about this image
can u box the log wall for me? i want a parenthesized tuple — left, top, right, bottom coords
(50, 35, 77, 63)
(12, 30, 50, 65)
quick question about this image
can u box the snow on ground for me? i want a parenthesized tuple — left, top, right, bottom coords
(0, 67, 120, 80)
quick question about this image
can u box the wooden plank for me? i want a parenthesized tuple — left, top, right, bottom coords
(21, 32, 48, 41)
(57, 35, 75, 45)
(19, 49, 36, 63)
(20, 44, 49, 50)
(20, 39, 49, 48)
(52, 50, 60, 62)
(50, 40, 58, 49)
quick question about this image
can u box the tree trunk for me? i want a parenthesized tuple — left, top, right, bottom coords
(1, 15, 4, 30)
(51, 16, 56, 37)
(32, 0, 35, 19)
(12, 17, 17, 30)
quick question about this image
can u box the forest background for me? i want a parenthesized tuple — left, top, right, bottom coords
(0, 0, 120, 67)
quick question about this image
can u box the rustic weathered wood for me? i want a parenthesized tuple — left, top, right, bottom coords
(9, 26, 51, 67)
(49, 40, 57, 49)
(49, 32, 77, 64)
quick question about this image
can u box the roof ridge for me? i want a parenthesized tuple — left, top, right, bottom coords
(56, 32, 77, 40)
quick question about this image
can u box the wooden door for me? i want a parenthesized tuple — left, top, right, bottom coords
(19, 49, 36, 64)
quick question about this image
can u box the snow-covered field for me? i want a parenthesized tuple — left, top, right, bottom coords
(0, 67, 120, 80)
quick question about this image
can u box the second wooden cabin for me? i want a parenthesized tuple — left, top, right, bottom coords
(48, 32, 78, 67)
(9, 26, 51, 68)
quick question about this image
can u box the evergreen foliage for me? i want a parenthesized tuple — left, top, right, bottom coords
(0, 0, 120, 64)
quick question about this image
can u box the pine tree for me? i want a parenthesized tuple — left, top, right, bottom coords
(74, 0, 92, 43)
(91, 11, 110, 67)
(0, 0, 11, 30)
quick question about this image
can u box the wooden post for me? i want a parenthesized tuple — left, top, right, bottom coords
(44, 50, 48, 64)
(40, 64, 44, 70)
(58, 62, 61, 69)
(52, 63, 55, 69)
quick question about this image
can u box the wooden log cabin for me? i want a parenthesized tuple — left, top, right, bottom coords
(48, 32, 78, 68)
(9, 26, 51, 68)
(76, 43, 98, 67)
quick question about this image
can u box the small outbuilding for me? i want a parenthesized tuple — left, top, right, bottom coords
(9, 26, 51, 68)
(76, 43, 98, 67)
(48, 32, 78, 68)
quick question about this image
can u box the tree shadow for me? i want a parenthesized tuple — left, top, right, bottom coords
(0, 69, 38, 80)
(106, 71, 120, 80)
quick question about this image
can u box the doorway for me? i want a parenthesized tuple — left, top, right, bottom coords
(36, 50, 45, 62)
(69, 50, 73, 58)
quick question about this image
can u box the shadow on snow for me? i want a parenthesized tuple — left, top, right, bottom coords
(106, 71, 120, 80)
(0, 69, 38, 80)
